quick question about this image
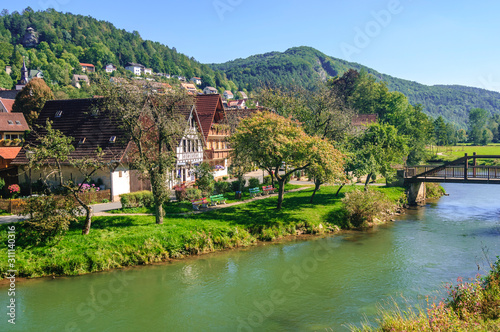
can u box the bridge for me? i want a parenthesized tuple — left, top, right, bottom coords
(403, 153, 500, 205)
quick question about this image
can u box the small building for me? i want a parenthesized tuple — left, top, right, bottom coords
(0, 112, 29, 142)
(239, 91, 248, 100)
(190, 77, 202, 85)
(125, 62, 144, 76)
(72, 75, 90, 89)
(29, 69, 43, 80)
(104, 64, 117, 73)
(203, 87, 218, 95)
(80, 63, 95, 73)
(226, 99, 246, 109)
(0, 98, 14, 113)
(143, 68, 152, 75)
(177, 76, 186, 82)
(181, 83, 197, 95)
(223, 90, 234, 100)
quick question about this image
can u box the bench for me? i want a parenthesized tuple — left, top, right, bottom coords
(249, 187, 262, 198)
(209, 194, 226, 206)
(262, 185, 276, 195)
(191, 197, 208, 210)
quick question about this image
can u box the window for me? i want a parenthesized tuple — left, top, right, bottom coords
(55, 111, 63, 118)
(7, 120, 13, 125)
(78, 137, 86, 144)
(15, 121, 21, 125)
(183, 140, 187, 153)
(109, 136, 116, 143)
(119, 171, 123, 178)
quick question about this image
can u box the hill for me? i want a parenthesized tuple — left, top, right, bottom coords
(210, 46, 500, 128)
(0, 8, 239, 98)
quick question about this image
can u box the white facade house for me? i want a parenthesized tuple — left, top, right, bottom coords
(104, 64, 117, 73)
(223, 90, 234, 100)
(203, 87, 218, 94)
(190, 77, 202, 85)
(125, 62, 145, 76)
(143, 68, 152, 75)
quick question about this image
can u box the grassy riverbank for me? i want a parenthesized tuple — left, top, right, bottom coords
(352, 257, 500, 331)
(0, 185, 404, 278)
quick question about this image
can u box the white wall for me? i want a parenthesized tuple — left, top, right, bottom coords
(110, 165, 130, 200)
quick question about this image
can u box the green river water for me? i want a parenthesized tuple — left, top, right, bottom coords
(1, 183, 500, 331)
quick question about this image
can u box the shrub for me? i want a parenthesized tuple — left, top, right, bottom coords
(231, 179, 246, 192)
(8, 184, 20, 198)
(263, 175, 272, 185)
(185, 188, 202, 201)
(174, 186, 187, 202)
(341, 189, 395, 228)
(195, 162, 215, 195)
(214, 181, 231, 194)
(20, 195, 78, 246)
(248, 177, 260, 188)
(426, 182, 446, 198)
(120, 191, 154, 208)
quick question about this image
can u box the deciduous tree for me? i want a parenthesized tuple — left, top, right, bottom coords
(12, 77, 54, 127)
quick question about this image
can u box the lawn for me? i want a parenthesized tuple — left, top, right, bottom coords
(429, 144, 500, 164)
(0, 185, 404, 278)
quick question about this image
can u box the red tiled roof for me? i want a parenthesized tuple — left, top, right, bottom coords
(0, 98, 15, 112)
(12, 98, 129, 165)
(0, 113, 29, 132)
(195, 94, 225, 141)
(0, 147, 21, 160)
(352, 114, 378, 126)
(80, 63, 95, 67)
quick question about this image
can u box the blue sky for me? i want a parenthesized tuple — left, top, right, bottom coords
(5, 1, 500, 92)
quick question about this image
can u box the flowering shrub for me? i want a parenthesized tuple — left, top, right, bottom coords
(78, 183, 100, 193)
(8, 184, 20, 194)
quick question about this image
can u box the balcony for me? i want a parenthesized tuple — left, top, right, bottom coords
(204, 148, 231, 161)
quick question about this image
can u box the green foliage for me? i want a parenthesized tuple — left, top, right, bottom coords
(20, 195, 77, 246)
(0, 177, 5, 191)
(263, 175, 272, 185)
(120, 191, 154, 208)
(231, 179, 246, 192)
(341, 189, 396, 229)
(426, 183, 446, 199)
(195, 162, 215, 195)
(12, 77, 54, 126)
(185, 188, 202, 201)
(469, 108, 492, 145)
(248, 177, 260, 188)
(214, 180, 231, 194)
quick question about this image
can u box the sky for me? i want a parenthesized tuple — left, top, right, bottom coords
(4, 0, 500, 92)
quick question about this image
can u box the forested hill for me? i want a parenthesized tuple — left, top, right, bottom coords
(0, 8, 239, 96)
(211, 46, 500, 128)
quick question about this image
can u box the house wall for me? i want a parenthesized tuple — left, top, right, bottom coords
(110, 165, 130, 201)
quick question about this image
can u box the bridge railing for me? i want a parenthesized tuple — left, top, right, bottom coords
(405, 165, 500, 180)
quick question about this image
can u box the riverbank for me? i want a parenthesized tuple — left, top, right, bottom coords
(0, 185, 404, 279)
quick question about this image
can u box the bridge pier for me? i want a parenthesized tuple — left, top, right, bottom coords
(407, 182, 426, 206)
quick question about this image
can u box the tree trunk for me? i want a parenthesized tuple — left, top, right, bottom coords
(310, 179, 321, 203)
(277, 178, 285, 210)
(82, 205, 92, 235)
(155, 203, 164, 224)
(364, 173, 372, 191)
(335, 184, 345, 197)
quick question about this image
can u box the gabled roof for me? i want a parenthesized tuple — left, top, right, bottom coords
(12, 98, 129, 165)
(0, 147, 22, 160)
(126, 62, 145, 68)
(0, 90, 19, 99)
(224, 90, 233, 95)
(0, 113, 29, 131)
(79, 63, 95, 68)
(0, 98, 15, 112)
(195, 94, 225, 141)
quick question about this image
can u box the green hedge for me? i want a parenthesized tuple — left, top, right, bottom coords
(120, 191, 154, 208)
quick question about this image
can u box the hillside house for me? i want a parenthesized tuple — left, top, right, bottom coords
(203, 87, 218, 95)
(72, 75, 90, 89)
(125, 62, 151, 76)
(239, 91, 248, 100)
(104, 64, 117, 73)
(181, 83, 197, 95)
(223, 90, 234, 100)
(80, 63, 95, 73)
(190, 77, 202, 85)
(29, 69, 43, 80)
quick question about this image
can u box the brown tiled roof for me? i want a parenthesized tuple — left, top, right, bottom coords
(12, 98, 129, 165)
(0, 147, 21, 160)
(352, 114, 378, 126)
(195, 94, 225, 141)
(0, 113, 29, 131)
(0, 98, 15, 112)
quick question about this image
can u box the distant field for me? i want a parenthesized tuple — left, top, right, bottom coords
(429, 144, 500, 164)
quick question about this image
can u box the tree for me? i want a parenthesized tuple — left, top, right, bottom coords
(27, 120, 111, 235)
(434, 116, 448, 146)
(349, 123, 408, 189)
(99, 81, 192, 224)
(12, 77, 54, 127)
(195, 162, 215, 196)
(307, 138, 345, 203)
(468, 108, 490, 145)
(231, 112, 318, 209)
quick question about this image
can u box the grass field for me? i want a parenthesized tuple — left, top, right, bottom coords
(429, 144, 500, 164)
(0, 185, 404, 278)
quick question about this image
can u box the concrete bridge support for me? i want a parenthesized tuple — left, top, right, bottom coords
(407, 182, 426, 206)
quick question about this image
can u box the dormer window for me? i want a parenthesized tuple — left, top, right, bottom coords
(55, 111, 63, 118)
(109, 136, 116, 143)
(7, 120, 13, 125)
(91, 108, 99, 117)
(78, 137, 86, 144)
(15, 121, 21, 125)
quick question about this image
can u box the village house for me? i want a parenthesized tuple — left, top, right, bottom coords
(226, 99, 246, 109)
(80, 63, 95, 73)
(29, 69, 43, 80)
(104, 64, 117, 73)
(125, 62, 152, 76)
(72, 74, 90, 89)
(238, 91, 248, 100)
(0, 98, 14, 113)
(190, 77, 202, 85)
(203, 87, 218, 95)
(0, 113, 30, 188)
(223, 90, 234, 100)
(181, 83, 198, 95)
(195, 94, 231, 179)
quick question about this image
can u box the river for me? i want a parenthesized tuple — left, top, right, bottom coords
(2, 183, 499, 331)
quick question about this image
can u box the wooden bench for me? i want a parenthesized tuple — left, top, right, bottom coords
(262, 185, 276, 195)
(191, 197, 208, 210)
(209, 194, 226, 206)
(249, 187, 262, 197)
